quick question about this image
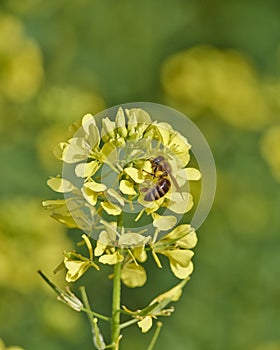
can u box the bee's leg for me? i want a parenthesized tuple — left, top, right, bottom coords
(142, 169, 154, 177)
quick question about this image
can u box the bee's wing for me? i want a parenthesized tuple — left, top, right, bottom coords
(168, 172, 181, 191)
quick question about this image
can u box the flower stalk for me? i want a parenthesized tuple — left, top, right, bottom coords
(111, 256, 122, 349)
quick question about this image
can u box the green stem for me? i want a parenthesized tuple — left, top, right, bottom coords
(111, 258, 122, 349)
(147, 322, 163, 350)
(81, 307, 111, 322)
(120, 318, 139, 329)
(80, 286, 111, 322)
(80, 286, 97, 350)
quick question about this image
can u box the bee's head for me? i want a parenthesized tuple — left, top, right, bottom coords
(153, 155, 165, 164)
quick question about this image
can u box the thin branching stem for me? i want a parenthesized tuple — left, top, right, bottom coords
(80, 286, 111, 322)
(120, 318, 139, 329)
(147, 322, 163, 350)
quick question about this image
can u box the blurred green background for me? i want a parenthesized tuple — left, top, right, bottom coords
(1, 1, 280, 349)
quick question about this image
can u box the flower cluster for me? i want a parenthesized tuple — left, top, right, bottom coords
(43, 107, 200, 287)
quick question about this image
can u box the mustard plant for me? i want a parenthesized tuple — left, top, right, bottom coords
(40, 106, 203, 350)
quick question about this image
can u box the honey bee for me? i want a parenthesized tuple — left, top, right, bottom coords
(141, 155, 180, 201)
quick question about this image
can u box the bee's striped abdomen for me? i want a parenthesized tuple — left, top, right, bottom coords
(144, 178, 171, 201)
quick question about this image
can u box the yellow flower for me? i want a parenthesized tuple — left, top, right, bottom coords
(64, 235, 99, 282)
(122, 279, 189, 332)
(45, 107, 200, 250)
(152, 224, 197, 279)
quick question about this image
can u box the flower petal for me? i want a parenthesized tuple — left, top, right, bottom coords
(118, 233, 150, 247)
(162, 249, 194, 267)
(101, 201, 122, 216)
(156, 123, 172, 145)
(107, 189, 125, 206)
(119, 180, 136, 195)
(84, 180, 107, 192)
(152, 214, 177, 231)
(101, 117, 116, 140)
(94, 230, 114, 256)
(151, 278, 189, 304)
(125, 108, 151, 124)
(81, 185, 98, 206)
(99, 251, 124, 265)
(115, 107, 128, 137)
(132, 246, 148, 263)
(62, 137, 90, 163)
(170, 261, 194, 279)
(185, 167, 201, 180)
(47, 177, 74, 193)
(168, 192, 193, 214)
(121, 262, 147, 287)
(75, 160, 100, 178)
(137, 316, 153, 333)
(82, 114, 100, 148)
(124, 167, 144, 183)
(53, 142, 68, 160)
(100, 143, 117, 163)
(164, 224, 197, 249)
(64, 260, 91, 282)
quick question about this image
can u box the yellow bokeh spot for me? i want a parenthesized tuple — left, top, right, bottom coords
(161, 45, 270, 130)
(0, 13, 43, 103)
(260, 125, 280, 182)
(39, 85, 105, 124)
(0, 198, 72, 293)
